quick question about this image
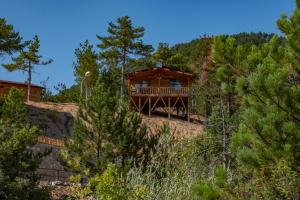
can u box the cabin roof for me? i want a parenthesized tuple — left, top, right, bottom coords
(0, 80, 44, 89)
(125, 66, 193, 80)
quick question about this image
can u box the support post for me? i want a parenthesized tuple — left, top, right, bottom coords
(139, 96, 141, 113)
(187, 102, 190, 122)
(187, 78, 191, 122)
(168, 96, 171, 119)
(149, 97, 151, 117)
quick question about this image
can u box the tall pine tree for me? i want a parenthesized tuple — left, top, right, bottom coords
(0, 18, 23, 59)
(3, 35, 52, 102)
(227, 1, 300, 198)
(61, 75, 159, 183)
(73, 40, 100, 88)
(97, 16, 153, 97)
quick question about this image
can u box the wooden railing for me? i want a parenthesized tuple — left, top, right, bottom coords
(36, 167, 72, 182)
(131, 87, 190, 96)
(37, 135, 64, 148)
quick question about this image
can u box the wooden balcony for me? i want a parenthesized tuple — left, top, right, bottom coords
(130, 87, 190, 97)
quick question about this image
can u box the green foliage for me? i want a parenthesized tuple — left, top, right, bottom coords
(191, 2, 300, 199)
(231, 34, 299, 174)
(61, 76, 159, 182)
(43, 83, 80, 103)
(89, 164, 127, 200)
(3, 35, 52, 101)
(192, 4, 300, 200)
(277, 4, 300, 70)
(152, 43, 173, 66)
(73, 40, 100, 86)
(212, 36, 250, 113)
(0, 88, 50, 200)
(72, 163, 147, 200)
(97, 15, 153, 96)
(0, 17, 23, 58)
(172, 36, 212, 67)
(172, 33, 276, 76)
(1, 88, 27, 124)
(193, 181, 219, 200)
(193, 165, 235, 200)
(125, 130, 220, 200)
(3, 35, 52, 72)
(151, 43, 190, 72)
(230, 32, 280, 47)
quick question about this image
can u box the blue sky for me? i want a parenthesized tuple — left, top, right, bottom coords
(0, 0, 295, 92)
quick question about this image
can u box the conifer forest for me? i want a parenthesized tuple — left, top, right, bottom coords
(0, 1, 299, 199)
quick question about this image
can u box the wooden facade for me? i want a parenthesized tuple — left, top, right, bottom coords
(0, 80, 44, 102)
(125, 67, 193, 121)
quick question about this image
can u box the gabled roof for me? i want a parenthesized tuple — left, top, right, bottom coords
(0, 80, 44, 89)
(125, 66, 193, 80)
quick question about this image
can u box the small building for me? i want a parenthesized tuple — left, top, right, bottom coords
(0, 80, 44, 101)
(125, 66, 193, 121)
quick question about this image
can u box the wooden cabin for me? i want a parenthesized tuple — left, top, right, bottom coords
(0, 80, 44, 102)
(125, 67, 193, 121)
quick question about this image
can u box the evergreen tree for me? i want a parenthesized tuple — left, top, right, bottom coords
(230, 38, 299, 199)
(201, 36, 249, 169)
(97, 16, 153, 97)
(152, 43, 173, 66)
(0, 18, 23, 59)
(3, 35, 53, 102)
(0, 88, 50, 200)
(61, 76, 159, 183)
(46, 83, 80, 103)
(193, 28, 286, 200)
(73, 40, 100, 88)
(227, 2, 300, 198)
(152, 43, 189, 72)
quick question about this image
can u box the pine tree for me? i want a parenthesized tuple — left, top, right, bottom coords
(1, 88, 27, 124)
(0, 88, 50, 200)
(3, 35, 52, 102)
(61, 76, 159, 182)
(0, 18, 24, 59)
(227, 2, 300, 198)
(151, 43, 189, 72)
(97, 16, 153, 97)
(73, 40, 100, 89)
(192, 34, 279, 200)
(152, 43, 173, 66)
(206, 36, 249, 169)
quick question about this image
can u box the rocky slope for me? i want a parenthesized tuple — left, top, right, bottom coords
(27, 101, 204, 184)
(27, 101, 203, 140)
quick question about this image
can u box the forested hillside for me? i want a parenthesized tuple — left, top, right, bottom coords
(1, 1, 300, 199)
(46, 33, 281, 102)
(171, 32, 283, 80)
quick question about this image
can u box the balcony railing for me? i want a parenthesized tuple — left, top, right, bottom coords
(130, 87, 190, 96)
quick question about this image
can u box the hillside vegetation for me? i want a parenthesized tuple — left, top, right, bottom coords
(1, 1, 300, 200)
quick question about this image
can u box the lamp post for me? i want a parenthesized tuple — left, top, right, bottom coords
(80, 71, 91, 106)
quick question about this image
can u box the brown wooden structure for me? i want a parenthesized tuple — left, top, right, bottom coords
(125, 67, 193, 121)
(0, 80, 44, 101)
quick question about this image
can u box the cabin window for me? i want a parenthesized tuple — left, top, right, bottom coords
(141, 80, 148, 88)
(135, 80, 148, 88)
(135, 80, 148, 94)
(170, 79, 181, 90)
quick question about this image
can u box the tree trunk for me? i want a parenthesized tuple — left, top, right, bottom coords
(121, 49, 126, 98)
(220, 98, 230, 170)
(27, 62, 32, 102)
(85, 83, 88, 107)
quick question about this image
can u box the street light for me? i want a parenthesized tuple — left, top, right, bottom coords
(80, 71, 91, 96)
(80, 71, 91, 106)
